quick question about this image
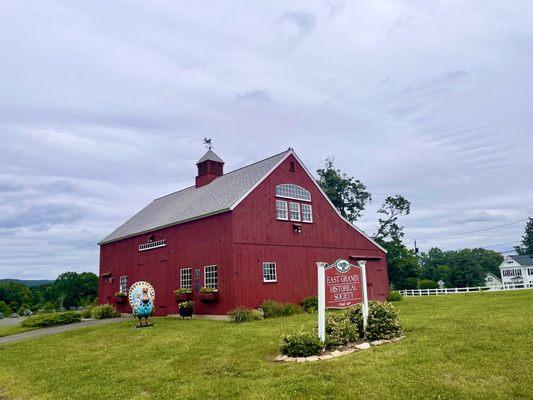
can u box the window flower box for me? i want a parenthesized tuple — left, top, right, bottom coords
(115, 292, 127, 304)
(198, 287, 219, 302)
(174, 289, 193, 302)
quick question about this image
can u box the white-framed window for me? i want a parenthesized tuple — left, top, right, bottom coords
(502, 268, 522, 277)
(289, 202, 301, 221)
(180, 268, 192, 290)
(262, 262, 277, 282)
(276, 200, 288, 220)
(506, 260, 514, 264)
(275, 184, 311, 202)
(119, 276, 128, 293)
(204, 265, 218, 290)
(301, 204, 313, 223)
(527, 267, 533, 276)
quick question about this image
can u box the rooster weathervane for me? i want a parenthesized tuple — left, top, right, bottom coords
(203, 137, 213, 150)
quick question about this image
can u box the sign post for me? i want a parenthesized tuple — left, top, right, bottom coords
(316, 259, 369, 342)
(316, 262, 327, 342)
(357, 260, 369, 331)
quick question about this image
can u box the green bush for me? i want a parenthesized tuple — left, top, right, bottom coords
(324, 312, 360, 348)
(0, 301, 11, 316)
(365, 301, 403, 340)
(22, 312, 81, 328)
(90, 304, 120, 319)
(419, 279, 438, 289)
(386, 291, 403, 302)
(81, 305, 94, 318)
(280, 331, 323, 357)
(260, 300, 303, 318)
(228, 308, 264, 323)
(300, 296, 318, 313)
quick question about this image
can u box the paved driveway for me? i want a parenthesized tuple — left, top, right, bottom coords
(0, 317, 130, 345)
(0, 317, 27, 327)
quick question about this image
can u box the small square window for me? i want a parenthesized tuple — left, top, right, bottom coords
(263, 262, 277, 282)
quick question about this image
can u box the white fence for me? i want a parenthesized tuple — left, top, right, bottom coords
(400, 284, 533, 296)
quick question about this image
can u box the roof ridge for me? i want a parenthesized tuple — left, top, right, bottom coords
(153, 149, 291, 201)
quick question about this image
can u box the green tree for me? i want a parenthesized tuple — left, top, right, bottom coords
(316, 158, 372, 222)
(377, 238, 421, 289)
(514, 218, 533, 255)
(374, 195, 411, 241)
(0, 300, 11, 316)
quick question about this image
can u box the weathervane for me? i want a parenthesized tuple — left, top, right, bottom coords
(203, 137, 213, 150)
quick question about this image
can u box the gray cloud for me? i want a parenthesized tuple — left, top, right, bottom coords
(0, 1, 532, 278)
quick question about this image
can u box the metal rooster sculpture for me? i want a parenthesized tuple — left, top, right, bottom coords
(128, 281, 155, 327)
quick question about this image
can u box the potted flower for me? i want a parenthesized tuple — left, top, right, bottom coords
(115, 291, 127, 304)
(197, 287, 219, 302)
(178, 300, 194, 318)
(174, 288, 193, 302)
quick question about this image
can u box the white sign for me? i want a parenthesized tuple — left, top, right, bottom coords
(316, 260, 369, 342)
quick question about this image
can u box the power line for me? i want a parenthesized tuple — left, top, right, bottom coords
(414, 218, 528, 240)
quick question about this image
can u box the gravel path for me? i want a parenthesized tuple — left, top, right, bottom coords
(0, 317, 129, 345)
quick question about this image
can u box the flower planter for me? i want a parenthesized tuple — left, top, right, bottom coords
(115, 296, 127, 304)
(179, 307, 194, 318)
(198, 292, 219, 302)
(175, 293, 193, 302)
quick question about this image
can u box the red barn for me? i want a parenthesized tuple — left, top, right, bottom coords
(98, 149, 388, 316)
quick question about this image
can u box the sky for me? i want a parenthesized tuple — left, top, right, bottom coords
(1, 1, 532, 279)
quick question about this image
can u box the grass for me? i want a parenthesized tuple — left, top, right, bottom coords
(0, 325, 36, 338)
(0, 290, 531, 399)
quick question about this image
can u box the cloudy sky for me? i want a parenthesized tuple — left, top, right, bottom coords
(1, 1, 532, 279)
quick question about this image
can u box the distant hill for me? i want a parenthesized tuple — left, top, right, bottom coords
(0, 279, 54, 287)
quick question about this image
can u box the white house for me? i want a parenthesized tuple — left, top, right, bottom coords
(484, 272, 502, 289)
(499, 255, 533, 288)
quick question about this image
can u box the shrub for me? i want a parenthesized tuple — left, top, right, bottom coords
(0, 301, 11, 316)
(324, 312, 360, 348)
(365, 301, 403, 340)
(402, 277, 418, 290)
(260, 300, 303, 318)
(22, 312, 81, 328)
(228, 307, 264, 323)
(81, 305, 94, 318)
(90, 304, 120, 319)
(300, 296, 318, 313)
(419, 279, 438, 289)
(280, 331, 323, 357)
(386, 291, 403, 302)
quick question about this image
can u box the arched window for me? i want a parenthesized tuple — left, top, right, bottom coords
(275, 184, 311, 202)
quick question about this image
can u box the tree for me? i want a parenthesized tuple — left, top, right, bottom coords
(377, 238, 421, 289)
(374, 195, 411, 241)
(316, 158, 372, 222)
(514, 218, 533, 255)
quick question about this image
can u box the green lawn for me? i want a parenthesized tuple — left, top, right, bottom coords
(0, 325, 36, 338)
(0, 290, 531, 400)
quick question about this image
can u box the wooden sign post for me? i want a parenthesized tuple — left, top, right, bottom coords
(317, 259, 368, 342)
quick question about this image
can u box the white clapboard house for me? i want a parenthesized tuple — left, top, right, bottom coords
(499, 255, 533, 288)
(484, 272, 502, 289)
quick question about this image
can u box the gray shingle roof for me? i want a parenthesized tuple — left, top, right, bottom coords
(99, 150, 290, 244)
(196, 149, 225, 164)
(509, 254, 533, 266)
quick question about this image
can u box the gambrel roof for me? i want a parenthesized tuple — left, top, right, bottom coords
(99, 149, 386, 253)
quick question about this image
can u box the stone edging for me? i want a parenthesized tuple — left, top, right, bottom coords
(274, 335, 405, 363)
